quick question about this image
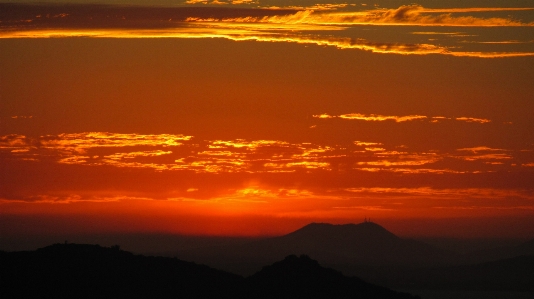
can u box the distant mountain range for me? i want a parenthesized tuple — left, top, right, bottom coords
(175, 222, 456, 276)
(391, 255, 534, 292)
(463, 238, 534, 264)
(2, 222, 533, 297)
(173, 221, 534, 291)
(0, 243, 418, 299)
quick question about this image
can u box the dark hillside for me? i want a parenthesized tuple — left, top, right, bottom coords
(0, 243, 242, 299)
(175, 222, 454, 276)
(245, 254, 419, 299)
(0, 243, 419, 299)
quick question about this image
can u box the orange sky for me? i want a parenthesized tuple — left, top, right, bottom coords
(1, 1, 534, 242)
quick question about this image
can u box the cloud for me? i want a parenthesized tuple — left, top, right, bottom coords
(455, 117, 491, 123)
(205, 5, 534, 27)
(40, 132, 191, 153)
(339, 113, 427, 122)
(462, 40, 534, 44)
(0, 134, 28, 149)
(457, 146, 506, 152)
(2, 132, 532, 175)
(453, 146, 512, 162)
(2, 4, 533, 58)
(346, 187, 534, 201)
(0, 27, 457, 56)
(0, 3, 298, 29)
(0, 194, 144, 204)
(354, 141, 382, 146)
(185, 0, 259, 4)
(104, 150, 173, 160)
(314, 113, 496, 123)
(10, 115, 33, 119)
(312, 113, 335, 119)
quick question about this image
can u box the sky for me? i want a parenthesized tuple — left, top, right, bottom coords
(1, 0, 534, 245)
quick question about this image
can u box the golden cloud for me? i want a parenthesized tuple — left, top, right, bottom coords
(193, 5, 534, 27)
(455, 117, 492, 123)
(314, 113, 497, 122)
(2, 4, 533, 58)
(1, 133, 531, 175)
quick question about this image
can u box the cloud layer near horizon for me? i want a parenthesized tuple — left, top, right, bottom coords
(2, 131, 534, 227)
(2, 130, 533, 175)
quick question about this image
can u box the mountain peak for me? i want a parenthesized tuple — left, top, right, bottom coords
(290, 222, 399, 241)
(247, 255, 420, 299)
(301, 221, 386, 230)
(254, 254, 323, 277)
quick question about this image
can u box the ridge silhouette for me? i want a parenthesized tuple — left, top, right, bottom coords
(0, 243, 241, 299)
(245, 254, 418, 299)
(463, 238, 534, 264)
(0, 244, 420, 299)
(288, 222, 399, 241)
(175, 221, 453, 276)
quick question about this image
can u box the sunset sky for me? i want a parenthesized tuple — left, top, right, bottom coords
(1, 0, 534, 245)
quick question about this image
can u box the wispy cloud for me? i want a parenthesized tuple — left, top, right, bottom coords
(188, 5, 534, 27)
(0, 194, 140, 204)
(343, 187, 534, 201)
(455, 117, 491, 123)
(313, 113, 493, 123)
(186, 0, 259, 4)
(10, 115, 33, 119)
(2, 132, 532, 175)
(173, 185, 534, 216)
(41, 132, 191, 153)
(338, 113, 427, 122)
(454, 146, 513, 162)
(1, 4, 533, 58)
(457, 146, 506, 152)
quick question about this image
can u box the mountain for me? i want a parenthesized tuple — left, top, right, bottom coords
(0, 243, 419, 299)
(275, 222, 452, 266)
(462, 238, 534, 264)
(175, 222, 455, 276)
(0, 243, 242, 299)
(385, 255, 534, 292)
(245, 254, 419, 299)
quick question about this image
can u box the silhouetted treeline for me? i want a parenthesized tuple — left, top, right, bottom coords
(0, 243, 418, 299)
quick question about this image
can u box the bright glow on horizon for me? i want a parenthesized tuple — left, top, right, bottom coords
(1, 1, 533, 239)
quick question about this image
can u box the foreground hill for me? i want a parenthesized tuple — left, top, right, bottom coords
(0, 243, 241, 299)
(384, 255, 534, 292)
(176, 222, 454, 276)
(0, 243, 419, 299)
(462, 238, 534, 264)
(245, 254, 417, 299)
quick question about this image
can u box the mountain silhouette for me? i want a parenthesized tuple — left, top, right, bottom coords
(275, 222, 449, 265)
(462, 238, 534, 264)
(245, 254, 419, 299)
(175, 222, 454, 276)
(384, 254, 534, 292)
(0, 243, 242, 299)
(0, 243, 419, 299)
